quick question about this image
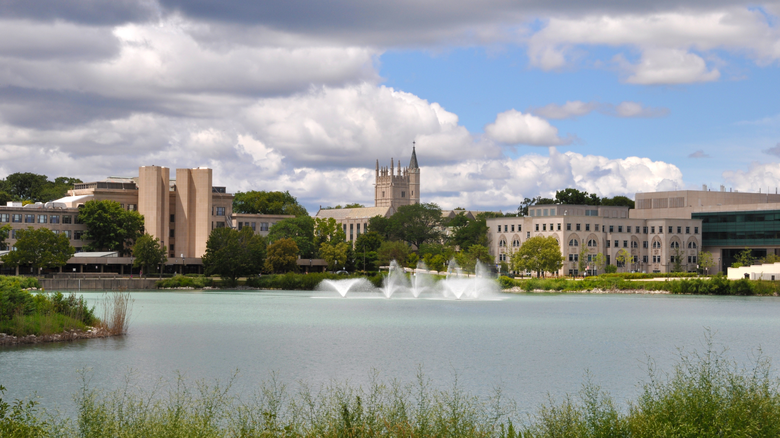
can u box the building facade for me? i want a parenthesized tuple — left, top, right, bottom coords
(375, 146, 420, 209)
(488, 204, 703, 276)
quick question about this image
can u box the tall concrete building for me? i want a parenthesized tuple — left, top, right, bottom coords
(375, 146, 420, 208)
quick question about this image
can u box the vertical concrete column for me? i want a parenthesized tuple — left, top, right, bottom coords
(138, 165, 170, 253)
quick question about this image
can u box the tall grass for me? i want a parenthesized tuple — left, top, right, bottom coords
(98, 292, 133, 336)
(3, 336, 780, 437)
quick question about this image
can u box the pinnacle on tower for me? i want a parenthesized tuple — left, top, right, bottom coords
(409, 141, 419, 169)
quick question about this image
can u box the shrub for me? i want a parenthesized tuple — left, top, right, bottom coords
(498, 276, 516, 289)
(604, 265, 617, 273)
(156, 275, 215, 289)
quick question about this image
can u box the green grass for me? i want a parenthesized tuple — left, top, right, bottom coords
(3, 336, 780, 437)
(0, 312, 87, 337)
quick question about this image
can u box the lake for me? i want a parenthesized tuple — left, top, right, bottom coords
(2, 290, 780, 416)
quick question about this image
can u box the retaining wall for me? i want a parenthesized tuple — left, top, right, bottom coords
(38, 278, 158, 291)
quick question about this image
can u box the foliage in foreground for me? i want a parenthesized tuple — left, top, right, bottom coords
(500, 275, 780, 296)
(0, 278, 97, 336)
(4, 338, 780, 437)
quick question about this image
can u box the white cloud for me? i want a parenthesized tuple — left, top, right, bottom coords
(484, 109, 571, 146)
(624, 48, 720, 84)
(530, 100, 669, 119)
(688, 150, 711, 158)
(723, 161, 780, 193)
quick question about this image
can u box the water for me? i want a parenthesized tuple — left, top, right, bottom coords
(2, 291, 780, 417)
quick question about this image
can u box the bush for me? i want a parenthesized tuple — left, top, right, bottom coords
(0, 279, 97, 336)
(156, 275, 215, 289)
(604, 264, 618, 273)
(498, 276, 516, 289)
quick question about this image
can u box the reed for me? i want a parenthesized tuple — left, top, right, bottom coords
(98, 292, 134, 336)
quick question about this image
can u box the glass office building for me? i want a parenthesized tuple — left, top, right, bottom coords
(693, 210, 780, 271)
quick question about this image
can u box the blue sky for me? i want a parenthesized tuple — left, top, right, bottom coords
(0, 1, 779, 212)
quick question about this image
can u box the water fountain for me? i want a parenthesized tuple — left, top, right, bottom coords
(382, 260, 408, 298)
(410, 261, 435, 298)
(439, 259, 471, 299)
(318, 278, 373, 297)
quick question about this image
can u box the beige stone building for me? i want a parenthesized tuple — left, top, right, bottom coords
(315, 206, 395, 245)
(488, 204, 703, 276)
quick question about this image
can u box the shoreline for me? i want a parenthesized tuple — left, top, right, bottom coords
(503, 287, 670, 294)
(0, 326, 118, 347)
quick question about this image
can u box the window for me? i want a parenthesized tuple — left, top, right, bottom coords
(677, 226, 682, 233)
(216, 221, 225, 228)
(595, 224, 600, 231)
(643, 226, 648, 234)
(566, 223, 571, 231)
(527, 231, 530, 238)
(504, 225, 508, 232)
(568, 254, 579, 262)
(511, 225, 514, 232)
(614, 240, 619, 247)
(170, 244, 174, 252)
(692, 256, 697, 263)
(0, 214, 7, 222)
(512, 239, 520, 247)
(688, 241, 697, 248)
(670, 241, 680, 248)
(260, 222, 269, 231)
(587, 239, 597, 247)
(643, 241, 648, 248)
(685, 226, 690, 234)
(651, 226, 655, 233)
(216, 207, 226, 216)
(670, 255, 676, 263)
(128, 204, 137, 211)
(668, 226, 673, 233)
(50, 215, 59, 224)
(643, 255, 648, 263)
(659, 226, 663, 234)
(609, 225, 614, 232)
(618, 226, 623, 233)
(543, 209, 548, 216)
(606, 240, 611, 248)
(694, 227, 699, 234)
(652, 241, 660, 249)
(576, 223, 581, 231)
(517, 224, 522, 232)
(74, 230, 83, 240)
(557, 223, 561, 231)
(401, 191, 406, 198)
(170, 214, 175, 222)
(569, 239, 579, 246)
(535, 224, 539, 231)
(169, 229, 175, 237)
(25, 214, 34, 223)
(631, 241, 638, 248)
(607, 255, 611, 264)
(550, 209, 556, 216)
(542, 224, 547, 231)
(623, 240, 628, 248)
(37, 215, 47, 223)
(586, 224, 590, 231)
(63, 230, 71, 239)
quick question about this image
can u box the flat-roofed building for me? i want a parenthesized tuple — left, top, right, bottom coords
(315, 206, 395, 245)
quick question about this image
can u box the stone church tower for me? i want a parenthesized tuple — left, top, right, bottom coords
(375, 145, 420, 208)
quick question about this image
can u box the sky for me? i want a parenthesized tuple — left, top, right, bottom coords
(0, 1, 779, 214)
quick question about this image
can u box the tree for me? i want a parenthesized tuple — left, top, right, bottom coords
(732, 247, 755, 268)
(314, 217, 346, 248)
(79, 200, 144, 255)
(423, 253, 445, 273)
(355, 231, 384, 253)
(616, 248, 632, 272)
(265, 238, 299, 273)
(387, 203, 442, 248)
(1, 227, 74, 273)
(343, 203, 364, 209)
(604, 264, 618, 273)
(578, 243, 589, 275)
(202, 227, 267, 284)
(267, 216, 316, 258)
(593, 253, 606, 274)
(377, 241, 411, 267)
(455, 244, 494, 273)
(450, 218, 488, 250)
(699, 251, 716, 275)
(232, 190, 308, 217)
(368, 215, 392, 240)
(320, 241, 349, 271)
(601, 196, 635, 209)
(511, 236, 564, 278)
(0, 224, 10, 250)
(4, 172, 49, 201)
(555, 188, 600, 206)
(672, 247, 684, 272)
(759, 253, 780, 264)
(132, 234, 168, 278)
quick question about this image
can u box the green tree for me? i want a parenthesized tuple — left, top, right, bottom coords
(377, 241, 411, 267)
(511, 236, 563, 278)
(732, 247, 755, 268)
(232, 191, 308, 217)
(314, 217, 346, 247)
(387, 203, 443, 248)
(699, 251, 716, 275)
(0, 190, 12, 205)
(132, 234, 168, 278)
(593, 252, 606, 274)
(555, 188, 600, 205)
(320, 241, 349, 271)
(455, 244, 494, 273)
(368, 215, 392, 240)
(604, 264, 618, 273)
(422, 253, 445, 272)
(79, 200, 144, 255)
(343, 203, 364, 209)
(267, 215, 316, 258)
(578, 243, 589, 275)
(0, 224, 10, 250)
(450, 218, 488, 250)
(4, 172, 49, 201)
(672, 247, 684, 272)
(1, 227, 74, 273)
(601, 196, 635, 209)
(202, 227, 267, 284)
(355, 231, 384, 253)
(265, 237, 299, 273)
(616, 248, 632, 272)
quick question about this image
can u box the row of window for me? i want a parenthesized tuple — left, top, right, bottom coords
(7, 229, 83, 240)
(0, 213, 76, 224)
(496, 223, 700, 235)
(569, 239, 698, 249)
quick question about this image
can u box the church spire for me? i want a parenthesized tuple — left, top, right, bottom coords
(409, 141, 419, 169)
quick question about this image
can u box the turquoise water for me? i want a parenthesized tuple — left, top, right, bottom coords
(2, 290, 780, 416)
